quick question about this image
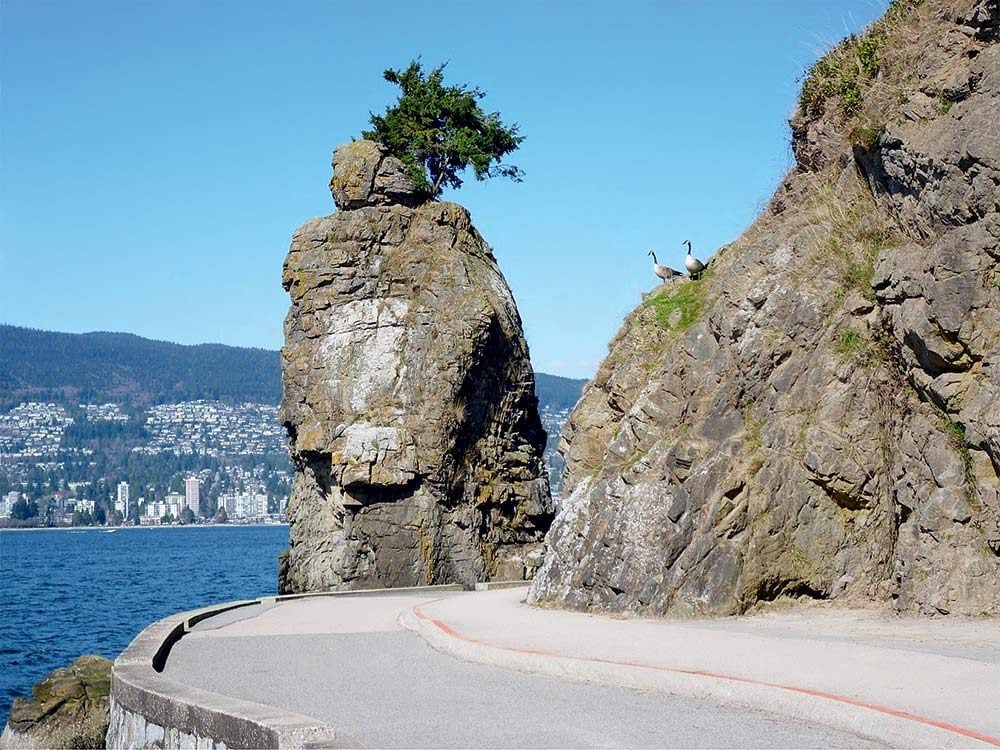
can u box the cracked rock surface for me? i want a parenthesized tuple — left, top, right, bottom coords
(530, 0, 1000, 617)
(279, 140, 552, 593)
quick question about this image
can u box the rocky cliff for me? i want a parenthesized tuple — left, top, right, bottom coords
(530, 0, 1000, 617)
(279, 140, 552, 592)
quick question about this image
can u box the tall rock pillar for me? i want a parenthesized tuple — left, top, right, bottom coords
(278, 140, 553, 593)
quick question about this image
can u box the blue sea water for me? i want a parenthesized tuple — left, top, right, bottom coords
(0, 525, 288, 726)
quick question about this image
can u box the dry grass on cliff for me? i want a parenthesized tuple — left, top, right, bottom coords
(800, 169, 900, 296)
(799, 0, 973, 153)
(798, 0, 930, 120)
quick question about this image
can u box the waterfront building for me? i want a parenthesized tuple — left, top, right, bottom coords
(1, 491, 20, 517)
(220, 491, 269, 519)
(0, 492, 15, 518)
(142, 499, 183, 523)
(184, 477, 200, 515)
(116, 481, 130, 516)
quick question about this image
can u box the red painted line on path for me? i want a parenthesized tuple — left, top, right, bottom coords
(412, 603, 1000, 747)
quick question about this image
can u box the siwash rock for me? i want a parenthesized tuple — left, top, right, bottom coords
(278, 140, 552, 592)
(530, 0, 1000, 617)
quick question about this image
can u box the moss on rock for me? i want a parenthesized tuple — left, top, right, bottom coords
(2, 655, 112, 750)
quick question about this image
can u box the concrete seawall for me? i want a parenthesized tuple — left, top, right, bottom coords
(107, 586, 461, 749)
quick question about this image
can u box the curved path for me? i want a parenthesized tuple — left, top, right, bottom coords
(162, 590, 880, 748)
(407, 587, 1000, 748)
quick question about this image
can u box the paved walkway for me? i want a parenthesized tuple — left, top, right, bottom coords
(162, 586, 1000, 748)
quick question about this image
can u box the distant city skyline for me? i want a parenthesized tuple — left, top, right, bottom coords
(2, 0, 890, 378)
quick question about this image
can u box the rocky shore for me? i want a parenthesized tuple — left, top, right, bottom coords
(0, 655, 111, 750)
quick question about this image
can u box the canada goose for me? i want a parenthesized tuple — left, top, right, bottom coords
(648, 250, 682, 284)
(683, 240, 706, 280)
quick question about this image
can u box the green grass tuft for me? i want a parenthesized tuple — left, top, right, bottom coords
(849, 122, 885, 149)
(836, 328, 864, 354)
(645, 279, 710, 333)
(833, 327, 889, 370)
(832, 223, 884, 302)
(944, 420, 966, 443)
(799, 33, 880, 117)
(941, 417, 980, 508)
(842, 261, 875, 298)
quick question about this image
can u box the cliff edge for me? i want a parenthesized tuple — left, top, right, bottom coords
(279, 140, 552, 592)
(530, 0, 1000, 617)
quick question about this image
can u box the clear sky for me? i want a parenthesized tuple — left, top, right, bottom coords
(1, 0, 889, 378)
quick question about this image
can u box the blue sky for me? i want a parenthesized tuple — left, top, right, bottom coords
(2, 0, 889, 378)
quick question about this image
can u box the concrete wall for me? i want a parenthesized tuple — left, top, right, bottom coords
(107, 585, 461, 749)
(108, 698, 228, 750)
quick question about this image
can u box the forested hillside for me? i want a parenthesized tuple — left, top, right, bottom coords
(534, 372, 586, 411)
(1, 325, 586, 416)
(0, 325, 280, 409)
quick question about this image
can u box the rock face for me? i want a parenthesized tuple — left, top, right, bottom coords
(530, 0, 1000, 617)
(279, 140, 552, 592)
(0, 655, 111, 750)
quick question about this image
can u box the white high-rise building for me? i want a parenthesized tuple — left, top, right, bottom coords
(0, 491, 19, 518)
(219, 491, 269, 519)
(142, 499, 182, 524)
(116, 481, 130, 516)
(184, 477, 200, 515)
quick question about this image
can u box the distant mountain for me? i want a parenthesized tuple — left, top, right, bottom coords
(0, 325, 280, 410)
(534, 372, 588, 412)
(0, 325, 587, 414)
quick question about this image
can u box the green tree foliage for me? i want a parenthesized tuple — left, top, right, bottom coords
(11, 497, 39, 520)
(363, 61, 525, 196)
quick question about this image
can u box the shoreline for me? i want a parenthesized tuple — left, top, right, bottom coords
(0, 523, 289, 532)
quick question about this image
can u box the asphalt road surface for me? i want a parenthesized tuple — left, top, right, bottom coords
(165, 629, 880, 748)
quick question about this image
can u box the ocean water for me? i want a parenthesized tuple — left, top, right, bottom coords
(0, 525, 288, 726)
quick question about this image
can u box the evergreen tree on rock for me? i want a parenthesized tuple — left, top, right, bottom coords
(363, 60, 524, 196)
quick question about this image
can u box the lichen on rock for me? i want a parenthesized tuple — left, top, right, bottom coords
(279, 140, 552, 592)
(530, 0, 1000, 618)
